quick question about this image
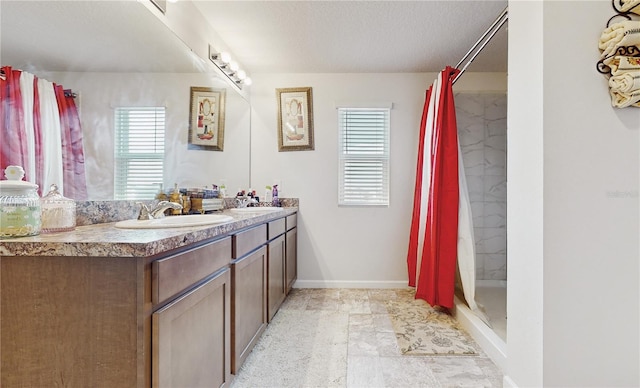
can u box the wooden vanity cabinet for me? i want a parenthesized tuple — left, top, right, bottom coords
(0, 211, 298, 387)
(0, 236, 233, 388)
(267, 218, 287, 322)
(230, 224, 267, 374)
(152, 237, 232, 388)
(285, 214, 298, 294)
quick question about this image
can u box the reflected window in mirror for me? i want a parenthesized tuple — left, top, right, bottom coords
(114, 107, 165, 200)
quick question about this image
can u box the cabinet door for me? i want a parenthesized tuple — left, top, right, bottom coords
(231, 246, 267, 374)
(286, 227, 297, 294)
(153, 269, 231, 388)
(267, 234, 286, 322)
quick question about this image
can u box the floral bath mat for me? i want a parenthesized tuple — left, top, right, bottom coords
(387, 290, 478, 355)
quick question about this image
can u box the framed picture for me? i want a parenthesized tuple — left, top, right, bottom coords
(188, 86, 226, 151)
(276, 87, 314, 151)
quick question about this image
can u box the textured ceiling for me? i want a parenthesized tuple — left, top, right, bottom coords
(192, 0, 508, 74)
(1, 1, 206, 73)
(1, 0, 508, 75)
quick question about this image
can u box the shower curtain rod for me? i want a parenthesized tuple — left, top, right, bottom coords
(0, 69, 77, 97)
(452, 6, 508, 85)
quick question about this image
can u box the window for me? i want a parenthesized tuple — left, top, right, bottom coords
(338, 107, 390, 206)
(114, 107, 165, 200)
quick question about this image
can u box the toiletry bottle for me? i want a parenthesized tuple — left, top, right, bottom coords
(182, 195, 191, 214)
(271, 184, 279, 207)
(156, 183, 167, 201)
(169, 183, 183, 215)
(265, 186, 272, 203)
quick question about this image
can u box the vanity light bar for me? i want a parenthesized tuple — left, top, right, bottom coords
(209, 45, 252, 89)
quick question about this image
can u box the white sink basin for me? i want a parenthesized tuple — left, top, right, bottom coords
(229, 207, 284, 214)
(115, 214, 234, 229)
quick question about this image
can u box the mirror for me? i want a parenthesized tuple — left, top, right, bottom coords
(1, 0, 251, 200)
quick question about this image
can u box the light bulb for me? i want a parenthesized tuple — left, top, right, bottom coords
(220, 52, 231, 64)
(244, 77, 252, 86)
(237, 70, 246, 80)
(230, 61, 239, 72)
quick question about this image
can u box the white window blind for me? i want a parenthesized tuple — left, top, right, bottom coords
(338, 107, 390, 206)
(114, 107, 165, 200)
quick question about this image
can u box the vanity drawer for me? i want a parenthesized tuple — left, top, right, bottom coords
(233, 224, 267, 259)
(153, 237, 232, 305)
(286, 214, 297, 230)
(267, 218, 286, 240)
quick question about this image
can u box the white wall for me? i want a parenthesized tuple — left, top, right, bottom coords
(508, 1, 639, 386)
(250, 73, 506, 287)
(506, 1, 544, 385)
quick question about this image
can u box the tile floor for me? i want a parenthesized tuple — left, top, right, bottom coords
(231, 288, 504, 388)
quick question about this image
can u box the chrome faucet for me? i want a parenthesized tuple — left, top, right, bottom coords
(235, 196, 258, 208)
(137, 201, 184, 220)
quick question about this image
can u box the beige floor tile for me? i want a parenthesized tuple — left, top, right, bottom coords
(233, 288, 503, 388)
(348, 330, 380, 356)
(368, 289, 401, 300)
(372, 313, 395, 333)
(370, 299, 391, 314)
(379, 356, 442, 388)
(375, 331, 401, 357)
(346, 356, 385, 388)
(349, 313, 376, 332)
(428, 357, 497, 387)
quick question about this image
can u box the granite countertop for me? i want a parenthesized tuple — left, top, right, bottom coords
(0, 208, 297, 258)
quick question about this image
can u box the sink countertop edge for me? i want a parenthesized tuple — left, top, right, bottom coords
(0, 207, 298, 258)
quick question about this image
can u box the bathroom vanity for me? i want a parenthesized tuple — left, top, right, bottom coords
(0, 208, 297, 387)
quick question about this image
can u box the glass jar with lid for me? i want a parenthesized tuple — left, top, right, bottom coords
(41, 183, 76, 233)
(0, 166, 42, 238)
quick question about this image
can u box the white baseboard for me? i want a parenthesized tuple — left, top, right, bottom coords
(293, 280, 410, 289)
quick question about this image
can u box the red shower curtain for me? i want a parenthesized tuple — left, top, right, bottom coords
(54, 85, 87, 200)
(1, 66, 87, 198)
(32, 76, 44, 193)
(407, 66, 460, 309)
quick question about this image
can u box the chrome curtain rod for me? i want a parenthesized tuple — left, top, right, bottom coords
(452, 6, 508, 85)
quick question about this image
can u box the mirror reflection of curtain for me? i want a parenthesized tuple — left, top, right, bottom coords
(1, 66, 87, 199)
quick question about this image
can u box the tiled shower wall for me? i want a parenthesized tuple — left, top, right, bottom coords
(456, 93, 507, 281)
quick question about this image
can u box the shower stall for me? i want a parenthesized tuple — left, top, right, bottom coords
(406, 5, 509, 370)
(454, 92, 508, 370)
